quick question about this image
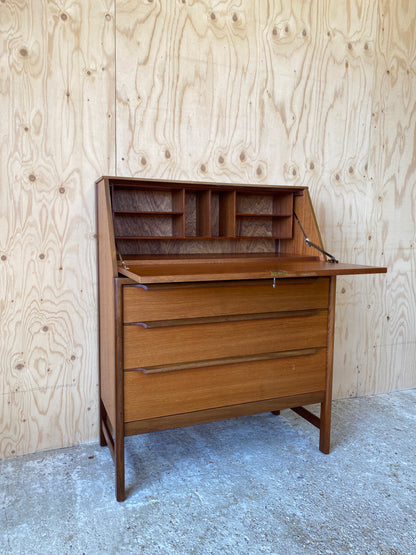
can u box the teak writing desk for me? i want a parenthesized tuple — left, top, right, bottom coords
(96, 176, 386, 501)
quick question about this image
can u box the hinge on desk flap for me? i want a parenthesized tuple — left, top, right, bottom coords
(293, 211, 339, 264)
(116, 247, 130, 270)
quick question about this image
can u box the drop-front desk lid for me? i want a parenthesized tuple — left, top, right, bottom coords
(117, 255, 387, 284)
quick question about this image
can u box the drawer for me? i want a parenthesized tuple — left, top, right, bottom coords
(123, 278, 329, 323)
(124, 348, 327, 422)
(123, 310, 328, 369)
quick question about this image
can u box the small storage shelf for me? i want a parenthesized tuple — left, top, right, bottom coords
(236, 214, 293, 238)
(112, 185, 186, 240)
(235, 190, 293, 238)
(110, 181, 300, 253)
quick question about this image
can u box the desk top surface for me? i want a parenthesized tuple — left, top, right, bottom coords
(117, 255, 387, 284)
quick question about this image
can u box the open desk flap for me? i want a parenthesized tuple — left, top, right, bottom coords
(117, 257, 387, 285)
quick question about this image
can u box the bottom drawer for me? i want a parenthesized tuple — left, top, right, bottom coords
(124, 349, 327, 422)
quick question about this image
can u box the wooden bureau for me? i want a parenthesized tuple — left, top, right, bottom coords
(96, 177, 386, 501)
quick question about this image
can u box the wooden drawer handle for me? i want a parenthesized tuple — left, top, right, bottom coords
(126, 347, 321, 374)
(126, 309, 323, 328)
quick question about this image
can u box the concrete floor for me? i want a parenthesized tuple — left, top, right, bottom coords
(1, 390, 415, 555)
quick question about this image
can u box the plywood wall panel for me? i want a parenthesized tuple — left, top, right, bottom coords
(0, 0, 115, 458)
(362, 0, 416, 396)
(302, 1, 377, 255)
(115, 0, 301, 182)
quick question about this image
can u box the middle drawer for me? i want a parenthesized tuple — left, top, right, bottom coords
(123, 310, 328, 370)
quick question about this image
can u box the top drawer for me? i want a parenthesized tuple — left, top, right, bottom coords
(123, 277, 329, 323)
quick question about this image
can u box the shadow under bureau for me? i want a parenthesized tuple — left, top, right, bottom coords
(96, 176, 386, 501)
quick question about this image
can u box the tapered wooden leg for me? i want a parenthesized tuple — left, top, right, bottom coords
(319, 399, 331, 454)
(319, 275, 336, 455)
(99, 400, 107, 447)
(99, 425, 106, 447)
(114, 278, 125, 501)
(115, 433, 125, 502)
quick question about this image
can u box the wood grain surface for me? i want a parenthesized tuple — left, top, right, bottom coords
(363, 0, 416, 395)
(0, 0, 115, 457)
(1, 0, 414, 458)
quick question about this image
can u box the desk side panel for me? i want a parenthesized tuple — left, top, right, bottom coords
(97, 179, 117, 430)
(280, 189, 325, 258)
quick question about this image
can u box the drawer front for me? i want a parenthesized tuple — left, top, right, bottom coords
(124, 349, 327, 422)
(124, 311, 328, 369)
(123, 278, 329, 323)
